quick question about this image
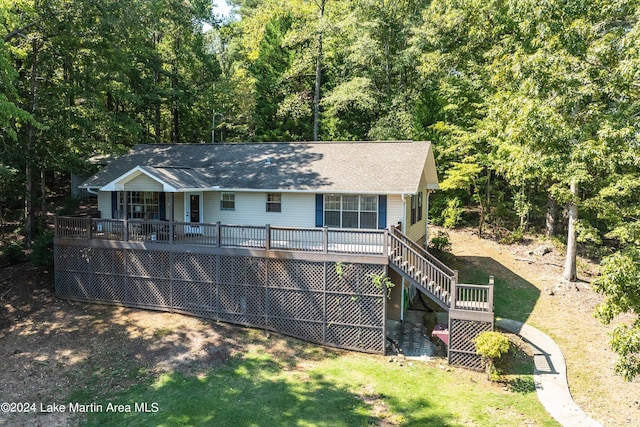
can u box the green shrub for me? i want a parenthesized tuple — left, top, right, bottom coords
(474, 331, 510, 379)
(31, 230, 54, 267)
(3, 241, 25, 265)
(498, 227, 524, 245)
(442, 197, 464, 229)
(430, 230, 451, 252)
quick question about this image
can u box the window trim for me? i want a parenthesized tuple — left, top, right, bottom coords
(410, 192, 423, 225)
(118, 191, 159, 219)
(220, 192, 235, 211)
(266, 193, 282, 213)
(323, 194, 378, 229)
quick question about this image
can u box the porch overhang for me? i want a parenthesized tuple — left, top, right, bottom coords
(98, 165, 211, 193)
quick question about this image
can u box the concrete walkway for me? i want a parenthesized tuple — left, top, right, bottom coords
(497, 318, 602, 427)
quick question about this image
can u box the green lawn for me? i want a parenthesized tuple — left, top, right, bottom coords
(79, 346, 557, 427)
(71, 248, 557, 426)
(447, 254, 541, 323)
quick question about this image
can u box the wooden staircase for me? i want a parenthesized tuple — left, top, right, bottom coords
(388, 228, 457, 310)
(387, 227, 494, 314)
(387, 228, 495, 368)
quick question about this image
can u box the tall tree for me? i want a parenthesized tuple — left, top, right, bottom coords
(313, 0, 326, 141)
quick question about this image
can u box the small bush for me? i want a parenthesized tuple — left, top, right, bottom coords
(474, 331, 510, 379)
(31, 230, 54, 267)
(430, 231, 451, 252)
(3, 241, 25, 265)
(498, 227, 525, 245)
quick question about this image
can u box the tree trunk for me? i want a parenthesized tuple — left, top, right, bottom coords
(25, 39, 41, 249)
(546, 194, 558, 236)
(40, 168, 46, 230)
(152, 32, 161, 143)
(563, 180, 578, 282)
(171, 33, 180, 144)
(478, 169, 491, 237)
(313, 0, 326, 141)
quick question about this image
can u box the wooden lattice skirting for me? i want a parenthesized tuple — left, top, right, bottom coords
(447, 316, 494, 370)
(54, 243, 387, 354)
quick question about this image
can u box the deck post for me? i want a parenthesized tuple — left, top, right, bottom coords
(87, 218, 92, 240)
(451, 270, 458, 308)
(322, 226, 328, 253)
(123, 191, 129, 241)
(265, 224, 271, 250)
(382, 229, 388, 256)
(169, 193, 174, 245)
(216, 221, 222, 247)
(488, 276, 495, 313)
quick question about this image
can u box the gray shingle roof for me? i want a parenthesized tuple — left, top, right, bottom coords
(81, 141, 437, 194)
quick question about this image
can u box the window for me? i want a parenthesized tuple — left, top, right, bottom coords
(410, 194, 417, 225)
(266, 193, 282, 212)
(410, 192, 423, 225)
(221, 192, 235, 210)
(324, 195, 341, 227)
(324, 194, 378, 229)
(118, 191, 159, 219)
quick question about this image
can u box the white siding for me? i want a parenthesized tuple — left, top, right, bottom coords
(386, 195, 404, 229)
(203, 192, 316, 227)
(97, 191, 112, 219)
(123, 174, 162, 191)
(172, 193, 184, 221)
(96, 189, 403, 231)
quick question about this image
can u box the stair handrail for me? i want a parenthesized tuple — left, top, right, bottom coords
(388, 231, 455, 308)
(388, 232, 453, 279)
(390, 227, 456, 277)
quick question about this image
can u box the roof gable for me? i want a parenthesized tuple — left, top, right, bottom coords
(81, 141, 439, 194)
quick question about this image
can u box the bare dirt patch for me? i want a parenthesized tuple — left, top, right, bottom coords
(445, 227, 640, 427)
(0, 263, 285, 426)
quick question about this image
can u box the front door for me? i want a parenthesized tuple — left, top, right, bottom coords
(184, 192, 203, 234)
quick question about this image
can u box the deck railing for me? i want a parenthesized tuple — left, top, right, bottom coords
(387, 227, 493, 313)
(54, 216, 387, 255)
(390, 227, 455, 277)
(452, 283, 494, 312)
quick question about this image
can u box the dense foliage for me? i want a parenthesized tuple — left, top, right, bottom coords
(1, 0, 638, 379)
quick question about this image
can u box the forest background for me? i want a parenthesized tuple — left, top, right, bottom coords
(1, 0, 639, 380)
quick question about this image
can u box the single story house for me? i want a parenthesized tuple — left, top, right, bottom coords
(79, 140, 438, 245)
(55, 140, 493, 367)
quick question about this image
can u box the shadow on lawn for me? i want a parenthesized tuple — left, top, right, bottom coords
(83, 353, 455, 427)
(450, 256, 540, 323)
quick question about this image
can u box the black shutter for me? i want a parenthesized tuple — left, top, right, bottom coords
(159, 192, 166, 220)
(378, 195, 387, 229)
(315, 194, 323, 227)
(111, 192, 118, 219)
